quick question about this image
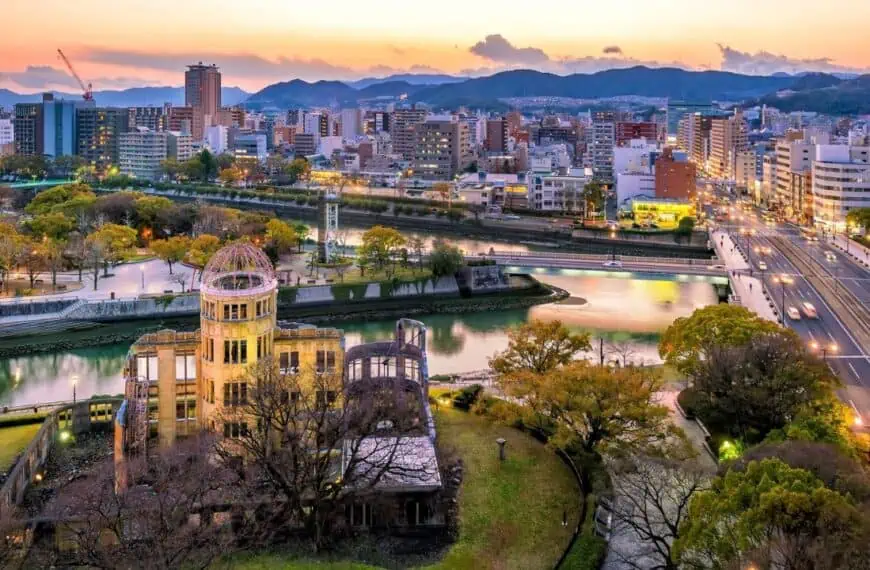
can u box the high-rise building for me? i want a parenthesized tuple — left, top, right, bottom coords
(13, 102, 43, 156)
(485, 117, 508, 153)
(774, 130, 824, 221)
(184, 63, 221, 139)
(76, 107, 129, 173)
(666, 100, 716, 136)
(294, 133, 317, 156)
(590, 111, 616, 182)
(42, 94, 81, 158)
(128, 107, 166, 132)
(340, 108, 362, 139)
(506, 110, 523, 137)
(166, 106, 197, 136)
(412, 118, 471, 180)
(120, 129, 168, 181)
(0, 118, 13, 147)
(812, 144, 870, 229)
(392, 107, 427, 161)
(707, 110, 748, 180)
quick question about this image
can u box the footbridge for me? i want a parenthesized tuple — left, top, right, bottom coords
(477, 251, 727, 278)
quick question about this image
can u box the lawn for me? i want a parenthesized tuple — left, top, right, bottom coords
(0, 423, 41, 471)
(319, 265, 433, 286)
(221, 408, 580, 570)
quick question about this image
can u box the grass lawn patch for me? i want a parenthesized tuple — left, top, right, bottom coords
(0, 423, 41, 471)
(218, 408, 580, 570)
(328, 266, 432, 286)
(420, 407, 580, 570)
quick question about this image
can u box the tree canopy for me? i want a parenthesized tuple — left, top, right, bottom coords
(150, 236, 191, 274)
(846, 207, 870, 232)
(490, 319, 591, 376)
(429, 238, 464, 278)
(358, 225, 405, 274)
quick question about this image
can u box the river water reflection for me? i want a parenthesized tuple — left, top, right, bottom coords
(0, 270, 722, 407)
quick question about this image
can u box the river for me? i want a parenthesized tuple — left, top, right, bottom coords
(0, 270, 723, 407)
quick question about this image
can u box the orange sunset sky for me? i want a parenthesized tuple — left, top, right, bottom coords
(2, 0, 870, 92)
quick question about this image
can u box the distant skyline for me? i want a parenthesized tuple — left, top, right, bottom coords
(3, 0, 870, 93)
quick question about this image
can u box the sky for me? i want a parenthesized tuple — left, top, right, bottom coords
(3, 0, 870, 93)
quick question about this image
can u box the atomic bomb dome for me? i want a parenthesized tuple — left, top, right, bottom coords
(200, 242, 277, 297)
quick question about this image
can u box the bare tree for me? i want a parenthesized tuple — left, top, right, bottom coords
(0, 504, 25, 570)
(407, 236, 425, 271)
(215, 358, 437, 552)
(608, 454, 711, 570)
(33, 436, 237, 570)
(170, 271, 189, 293)
(607, 339, 638, 367)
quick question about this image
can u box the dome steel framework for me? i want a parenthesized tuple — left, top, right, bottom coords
(201, 242, 277, 297)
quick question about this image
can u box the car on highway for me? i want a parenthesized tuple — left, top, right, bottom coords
(801, 302, 818, 319)
(502, 214, 521, 221)
(758, 261, 768, 271)
(786, 306, 801, 320)
(602, 260, 623, 268)
(711, 264, 726, 270)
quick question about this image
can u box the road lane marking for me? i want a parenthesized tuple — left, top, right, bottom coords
(849, 363, 861, 379)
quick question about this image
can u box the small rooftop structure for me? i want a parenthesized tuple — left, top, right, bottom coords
(200, 242, 277, 297)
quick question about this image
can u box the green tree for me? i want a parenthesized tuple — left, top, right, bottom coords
(676, 216, 696, 243)
(429, 238, 464, 278)
(846, 207, 870, 233)
(490, 319, 591, 376)
(215, 153, 236, 171)
(218, 166, 243, 186)
(187, 234, 221, 279)
(133, 196, 173, 230)
(659, 304, 783, 377)
(150, 236, 191, 275)
(24, 183, 95, 216)
(160, 158, 183, 181)
(86, 224, 137, 278)
(674, 459, 869, 570)
(583, 182, 605, 218)
(27, 212, 74, 241)
(357, 225, 405, 276)
(0, 223, 24, 293)
(499, 363, 679, 456)
(39, 238, 66, 289)
(265, 219, 297, 253)
(284, 158, 311, 184)
(292, 222, 311, 253)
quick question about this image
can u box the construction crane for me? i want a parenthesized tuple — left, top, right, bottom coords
(57, 49, 93, 101)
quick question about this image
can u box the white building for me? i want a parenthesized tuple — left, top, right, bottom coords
(205, 125, 228, 154)
(340, 108, 361, 139)
(319, 135, 343, 158)
(616, 172, 656, 205)
(527, 168, 592, 213)
(613, 139, 659, 176)
(529, 144, 571, 172)
(233, 134, 267, 162)
(119, 130, 168, 181)
(168, 131, 194, 162)
(0, 118, 13, 146)
(812, 144, 870, 230)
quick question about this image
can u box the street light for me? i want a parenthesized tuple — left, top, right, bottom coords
(809, 341, 838, 362)
(71, 374, 79, 405)
(772, 274, 793, 321)
(140, 264, 146, 291)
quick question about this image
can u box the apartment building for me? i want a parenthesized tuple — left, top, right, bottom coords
(392, 107, 428, 161)
(812, 144, 870, 230)
(119, 130, 168, 181)
(76, 107, 129, 173)
(528, 167, 592, 213)
(485, 117, 508, 153)
(13, 102, 43, 156)
(129, 107, 167, 132)
(707, 110, 748, 180)
(590, 112, 616, 182)
(774, 131, 827, 222)
(412, 118, 472, 180)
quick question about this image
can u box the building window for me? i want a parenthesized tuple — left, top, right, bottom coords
(240, 304, 248, 319)
(223, 340, 247, 364)
(316, 350, 335, 373)
(135, 355, 159, 381)
(223, 304, 230, 320)
(256, 300, 262, 317)
(348, 503, 374, 527)
(175, 354, 196, 381)
(208, 380, 215, 404)
(223, 382, 247, 406)
(223, 422, 248, 439)
(231, 305, 239, 320)
(316, 390, 337, 407)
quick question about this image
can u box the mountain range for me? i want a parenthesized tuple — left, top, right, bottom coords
(751, 73, 870, 115)
(0, 86, 249, 109)
(243, 67, 802, 110)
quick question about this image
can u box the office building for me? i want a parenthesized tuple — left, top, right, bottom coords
(233, 133, 267, 162)
(340, 108, 362, 139)
(167, 106, 197, 137)
(119, 130, 169, 181)
(42, 94, 81, 158)
(707, 110, 748, 180)
(168, 131, 194, 163)
(185, 63, 221, 139)
(655, 148, 696, 201)
(774, 131, 826, 222)
(392, 107, 428, 161)
(812, 144, 870, 230)
(412, 118, 472, 180)
(667, 101, 716, 136)
(129, 107, 166, 132)
(76, 107, 129, 173)
(205, 125, 229, 154)
(294, 133, 317, 156)
(485, 117, 508, 153)
(0, 118, 13, 147)
(215, 107, 245, 129)
(13, 103, 43, 156)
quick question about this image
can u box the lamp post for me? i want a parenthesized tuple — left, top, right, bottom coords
(772, 274, 793, 322)
(71, 374, 79, 405)
(140, 264, 145, 292)
(809, 340, 838, 363)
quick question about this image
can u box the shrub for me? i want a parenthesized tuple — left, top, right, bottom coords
(453, 384, 484, 410)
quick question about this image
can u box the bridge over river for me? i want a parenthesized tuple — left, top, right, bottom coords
(479, 250, 727, 278)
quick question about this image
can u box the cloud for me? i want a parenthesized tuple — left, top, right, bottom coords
(469, 34, 550, 65)
(717, 44, 869, 76)
(0, 65, 149, 92)
(602, 46, 623, 55)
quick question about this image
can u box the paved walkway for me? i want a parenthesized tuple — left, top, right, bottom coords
(830, 234, 870, 269)
(0, 260, 197, 325)
(711, 230, 779, 323)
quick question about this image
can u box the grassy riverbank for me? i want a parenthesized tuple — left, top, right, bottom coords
(0, 423, 41, 471)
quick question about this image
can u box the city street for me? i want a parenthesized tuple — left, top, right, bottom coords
(717, 205, 870, 419)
